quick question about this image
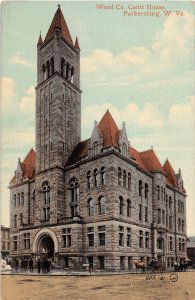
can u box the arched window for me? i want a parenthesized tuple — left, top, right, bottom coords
(161, 187, 164, 201)
(42, 182, 50, 222)
(50, 57, 54, 75)
(178, 218, 181, 231)
(93, 142, 98, 156)
(118, 168, 122, 186)
(20, 213, 23, 226)
(119, 196, 123, 215)
(14, 215, 17, 228)
(157, 209, 161, 224)
(162, 210, 165, 225)
(169, 197, 172, 210)
(70, 67, 74, 83)
(66, 62, 70, 80)
(93, 169, 98, 187)
(88, 198, 94, 216)
(21, 192, 24, 206)
(127, 199, 131, 217)
(123, 170, 127, 188)
(18, 193, 20, 206)
(69, 178, 79, 217)
(14, 194, 16, 207)
(98, 196, 106, 215)
(127, 172, 131, 190)
(182, 220, 184, 231)
(156, 186, 160, 200)
(145, 184, 149, 199)
(138, 180, 143, 197)
(100, 167, 105, 185)
(61, 58, 65, 76)
(42, 181, 50, 205)
(42, 64, 46, 80)
(46, 60, 50, 78)
(87, 171, 92, 189)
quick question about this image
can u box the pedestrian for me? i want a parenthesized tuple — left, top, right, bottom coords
(37, 259, 41, 274)
(29, 258, 34, 272)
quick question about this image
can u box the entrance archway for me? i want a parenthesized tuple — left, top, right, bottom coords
(38, 235, 54, 259)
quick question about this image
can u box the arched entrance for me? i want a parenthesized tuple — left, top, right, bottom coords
(38, 235, 54, 259)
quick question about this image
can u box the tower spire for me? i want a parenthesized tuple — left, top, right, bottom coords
(44, 5, 73, 45)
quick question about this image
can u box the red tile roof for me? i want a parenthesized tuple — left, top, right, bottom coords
(22, 149, 36, 179)
(10, 149, 35, 184)
(130, 147, 149, 173)
(44, 6, 73, 46)
(98, 110, 120, 148)
(163, 159, 178, 188)
(140, 149, 165, 173)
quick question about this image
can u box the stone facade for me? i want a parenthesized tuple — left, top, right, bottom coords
(9, 6, 187, 270)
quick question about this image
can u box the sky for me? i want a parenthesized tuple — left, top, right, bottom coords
(1, 1, 195, 235)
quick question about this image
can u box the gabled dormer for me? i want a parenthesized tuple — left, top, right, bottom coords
(118, 122, 130, 158)
(88, 121, 103, 157)
(175, 168, 184, 191)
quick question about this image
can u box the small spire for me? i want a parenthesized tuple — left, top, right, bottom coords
(37, 32, 43, 46)
(151, 146, 153, 150)
(74, 36, 80, 49)
(58, 4, 60, 9)
(94, 120, 98, 126)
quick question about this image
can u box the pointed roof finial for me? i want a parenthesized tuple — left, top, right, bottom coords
(37, 32, 43, 46)
(74, 36, 80, 49)
(44, 6, 73, 45)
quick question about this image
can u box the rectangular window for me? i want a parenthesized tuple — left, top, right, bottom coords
(169, 216, 172, 229)
(119, 226, 124, 246)
(169, 237, 173, 251)
(98, 226, 105, 246)
(87, 227, 94, 247)
(179, 238, 181, 251)
(2, 242, 5, 250)
(182, 239, 185, 252)
(127, 227, 131, 247)
(24, 233, 30, 250)
(43, 207, 50, 222)
(139, 230, 143, 248)
(13, 236, 18, 251)
(145, 207, 148, 222)
(62, 228, 71, 248)
(139, 204, 142, 221)
(145, 232, 149, 249)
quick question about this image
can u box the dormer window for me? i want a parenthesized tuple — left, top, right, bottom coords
(122, 143, 127, 156)
(70, 67, 74, 83)
(93, 142, 98, 156)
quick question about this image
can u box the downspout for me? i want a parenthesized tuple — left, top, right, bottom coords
(174, 190, 177, 262)
(28, 181, 30, 224)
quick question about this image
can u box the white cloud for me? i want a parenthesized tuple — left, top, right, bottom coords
(19, 86, 35, 114)
(1, 76, 16, 112)
(169, 96, 195, 125)
(82, 102, 163, 134)
(152, 11, 194, 61)
(3, 130, 35, 150)
(10, 54, 33, 69)
(81, 12, 193, 85)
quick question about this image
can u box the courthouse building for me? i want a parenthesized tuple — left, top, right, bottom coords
(9, 6, 187, 270)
